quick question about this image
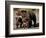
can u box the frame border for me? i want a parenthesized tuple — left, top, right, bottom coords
(5, 1, 45, 37)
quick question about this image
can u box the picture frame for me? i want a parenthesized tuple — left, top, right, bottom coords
(5, 1, 45, 37)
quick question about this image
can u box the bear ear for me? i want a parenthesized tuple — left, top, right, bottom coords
(21, 10, 26, 13)
(32, 9, 36, 11)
